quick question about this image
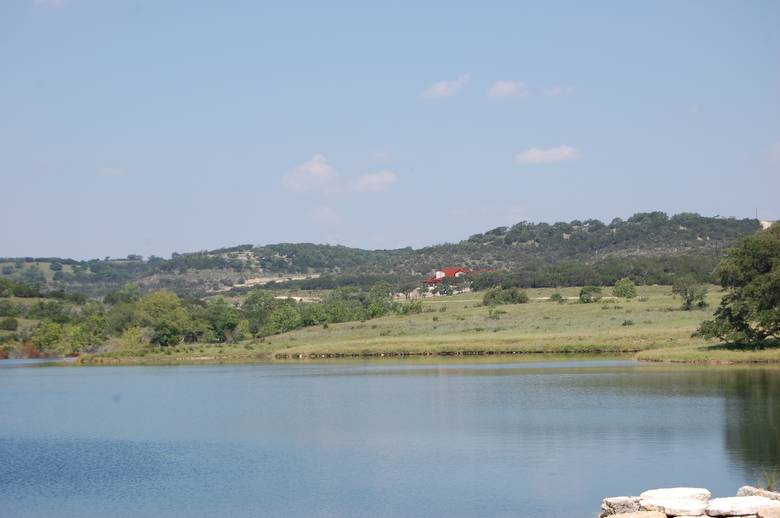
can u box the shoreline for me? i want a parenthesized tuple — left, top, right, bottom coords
(65, 347, 780, 366)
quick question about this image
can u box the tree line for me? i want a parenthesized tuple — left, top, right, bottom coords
(0, 282, 423, 358)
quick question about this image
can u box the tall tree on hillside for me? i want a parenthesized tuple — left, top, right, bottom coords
(697, 225, 780, 344)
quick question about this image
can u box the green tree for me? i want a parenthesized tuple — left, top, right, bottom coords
(612, 278, 637, 298)
(138, 290, 189, 346)
(697, 225, 780, 344)
(579, 285, 602, 303)
(104, 284, 141, 305)
(672, 275, 708, 310)
(205, 298, 241, 342)
(0, 317, 18, 331)
(150, 320, 182, 347)
(31, 321, 66, 354)
(266, 304, 303, 334)
(300, 303, 330, 326)
(242, 289, 277, 337)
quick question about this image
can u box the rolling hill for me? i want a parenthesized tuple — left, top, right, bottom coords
(0, 212, 762, 296)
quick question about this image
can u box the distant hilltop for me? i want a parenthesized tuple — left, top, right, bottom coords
(0, 211, 767, 297)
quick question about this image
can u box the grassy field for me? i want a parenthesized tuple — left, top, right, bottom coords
(77, 284, 769, 365)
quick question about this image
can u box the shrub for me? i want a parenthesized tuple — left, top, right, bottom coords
(483, 287, 529, 306)
(397, 300, 423, 315)
(672, 276, 708, 310)
(549, 292, 564, 303)
(0, 300, 20, 317)
(612, 278, 637, 298)
(0, 317, 18, 331)
(579, 286, 602, 303)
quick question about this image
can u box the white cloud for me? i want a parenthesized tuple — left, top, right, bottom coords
(488, 80, 529, 99)
(421, 74, 470, 99)
(769, 141, 780, 162)
(282, 154, 337, 192)
(309, 206, 343, 226)
(352, 171, 398, 192)
(97, 167, 126, 178)
(515, 145, 581, 165)
(543, 85, 575, 97)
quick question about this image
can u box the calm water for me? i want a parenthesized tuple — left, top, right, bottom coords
(0, 359, 778, 518)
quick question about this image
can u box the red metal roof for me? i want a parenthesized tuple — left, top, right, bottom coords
(423, 267, 471, 284)
(440, 267, 470, 277)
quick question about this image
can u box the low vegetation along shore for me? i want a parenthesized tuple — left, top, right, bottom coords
(72, 286, 776, 365)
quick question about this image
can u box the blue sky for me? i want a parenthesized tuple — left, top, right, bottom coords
(1, 0, 778, 259)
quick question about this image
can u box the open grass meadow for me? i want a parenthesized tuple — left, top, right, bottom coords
(79, 285, 762, 364)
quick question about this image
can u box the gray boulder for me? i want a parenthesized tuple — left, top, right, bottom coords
(600, 496, 641, 516)
(640, 487, 712, 501)
(640, 497, 708, 516)
(738, 487, 780, 501)
(610, 512, 666, 518)
(706, 496, 780, 516)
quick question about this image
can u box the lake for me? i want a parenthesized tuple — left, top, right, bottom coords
(0, 359, 777, 517)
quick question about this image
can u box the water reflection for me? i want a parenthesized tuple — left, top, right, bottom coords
(722, 369, 780, 472)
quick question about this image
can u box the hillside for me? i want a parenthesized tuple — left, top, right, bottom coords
(0, 212, 761, 296)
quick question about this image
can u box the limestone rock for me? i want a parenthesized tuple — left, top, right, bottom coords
(706, 496, 780, 516)
(601, 496, 641, 516)
(640, 487, 712, 501)
(640, 497, 708, 516)
(738, 486, 780, 501)
(758, 508, 780, 518)
(611, 512, 666, 518)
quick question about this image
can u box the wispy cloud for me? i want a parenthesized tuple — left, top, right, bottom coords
(282, 154, 338, 193)
(515, 145, 581, 165)
(488, 80, 529, 99)
(769, 141, 780, 162)
(352, 171, 398, 192)
(309, 206, 343, 226)
(543, 85, 575, 97)
(97, 167, 126, 178)
(421, 74, 470, 99)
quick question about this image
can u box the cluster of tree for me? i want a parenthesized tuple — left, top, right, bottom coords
(466, 212, 757, 252)
(254, 243, 412, 273)
(469, 255, 719, 291)
(0, 281, 421, 358)
(157, 252, 246, 274)
(0, 278, 86, 302)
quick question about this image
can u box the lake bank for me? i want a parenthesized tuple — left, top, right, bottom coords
(16, 286, 774, 366)
(71, 344, 780, 366)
